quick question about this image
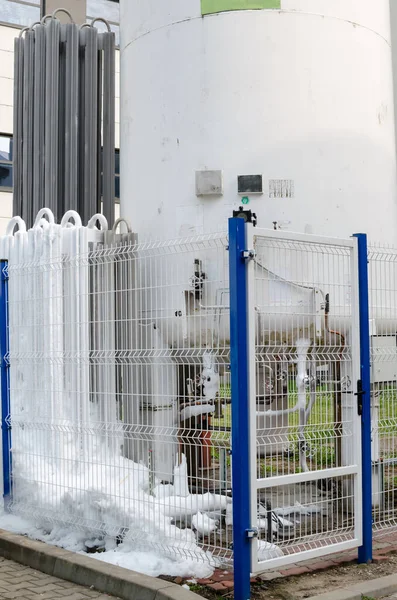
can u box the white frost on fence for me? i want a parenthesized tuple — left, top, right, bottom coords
(0, 209, 236, 577)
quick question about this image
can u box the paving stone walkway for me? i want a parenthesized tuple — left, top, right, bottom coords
(172, 530, 397, 595)
(0, 555, 118, 599)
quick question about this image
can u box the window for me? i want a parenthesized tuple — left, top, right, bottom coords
(0, 0, 120, 41)
(0, 0, 40, 28)
(0, 134, 13, 191)
(87, 0, 120, 46)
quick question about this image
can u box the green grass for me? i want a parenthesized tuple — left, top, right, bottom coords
(211, 382, 397, 472)
(212, 404, 231, 429)
(187, 584, 204, 592)
(260, 464, 275, 477)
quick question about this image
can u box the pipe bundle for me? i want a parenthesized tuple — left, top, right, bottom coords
(13, 10, 115, 229)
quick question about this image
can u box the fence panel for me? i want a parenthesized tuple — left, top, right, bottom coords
(7, 212, 389, 576)
(7, 225, 233, 567)
(249, 228, 362, 572)
(369, 246, 397, 534)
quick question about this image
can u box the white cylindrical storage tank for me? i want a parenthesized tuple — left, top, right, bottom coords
(119, 1, 397, 476)
(120, 0, 397, 243)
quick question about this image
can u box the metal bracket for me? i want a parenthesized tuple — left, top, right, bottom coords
(246, 528, 258, 539)
(1, 265, 8, 281)
(232, 208, 257, 226)
(242, 249, 256, 260)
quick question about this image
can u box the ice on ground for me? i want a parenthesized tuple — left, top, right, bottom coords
(0, 512, 215, 579)
(2, 445, 232, 579)
(274, 501, 323, 517)
(191, 511, 218, 536)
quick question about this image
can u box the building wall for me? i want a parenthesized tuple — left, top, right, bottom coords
(0, 25, 14, 138)
(0, 24, 16, 236)
(0, 22, 120, 236)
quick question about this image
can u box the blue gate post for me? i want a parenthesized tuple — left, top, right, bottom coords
(353, 234, 372, 564)
(0, 260, 11, 506)
(229, 217, 252, 600)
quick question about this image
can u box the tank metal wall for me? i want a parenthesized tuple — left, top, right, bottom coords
(390, 0, 397, 166)
(120, 0, 397, 244)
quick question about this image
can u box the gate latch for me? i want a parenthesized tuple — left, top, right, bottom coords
(344, 379, 364, 416)
(246, 528, 258, 539)
(356, 379, 364, 416)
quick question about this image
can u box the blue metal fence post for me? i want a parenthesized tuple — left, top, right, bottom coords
(229, 217, 252, 600)
(353, 234, 372, 564)
(0, 260, 11, 505)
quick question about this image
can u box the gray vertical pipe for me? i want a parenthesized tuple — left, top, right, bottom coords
(33, 25, 46, 221)
(22, 30, 35, 228)
(82, 26, 98, 225)
(65, 22, 79, 212)
(96, 36, 103, 216)
(58, 24, 67, 221)
(44, 18, 60, 218)
(78, 26, 86, 220)
(102, 31, 115, 228)
(12, 37, 23, 218)
(44, 20, 52, 215)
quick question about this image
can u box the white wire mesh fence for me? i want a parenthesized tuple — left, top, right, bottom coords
(7, 221, 233, 566)
(251, 231, 362, 570)
(8, 212, 397, 571)
(368, 246, 397, 534)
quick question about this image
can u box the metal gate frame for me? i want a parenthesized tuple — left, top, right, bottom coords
(249, 226, 363, 572)
(229, 217, 371, 599)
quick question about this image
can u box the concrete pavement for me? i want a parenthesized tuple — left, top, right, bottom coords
(0, 529, 201, 600)
(0, 555, 117, 599)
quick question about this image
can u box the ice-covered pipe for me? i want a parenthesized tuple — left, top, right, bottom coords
(60, 210, 82, 228)
(201, 351, 220, 403)
(5, 217, 26, 237)
(296, 338, 311, 473)
(33, 208, 55, 228)
(264, 339, 311, 418)
(87, 214, 108, 230)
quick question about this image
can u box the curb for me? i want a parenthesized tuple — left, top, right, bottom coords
(0, 528, 202, 600)
(306, 573, 397, 600)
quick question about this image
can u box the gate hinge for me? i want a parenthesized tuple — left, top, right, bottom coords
(242, 249, 256, 260)
(246, 528, 258, 539)
(2, 414, 11, 431)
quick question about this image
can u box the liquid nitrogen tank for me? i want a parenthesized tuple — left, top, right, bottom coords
(118, 0, 397, 481)
(119, 0, 397, 243)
